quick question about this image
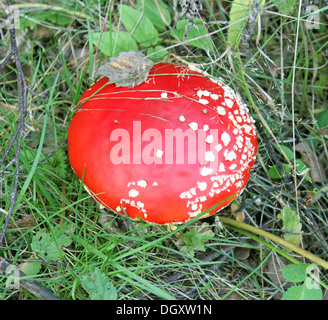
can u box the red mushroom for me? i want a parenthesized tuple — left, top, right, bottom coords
(68, 62, 257, 224)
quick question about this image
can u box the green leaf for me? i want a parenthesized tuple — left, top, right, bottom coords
(315, 70, 328, 100)
(19, 261, 42, 276)
(281, 264, 312, 283)
(227, 0, 265, 47)
(275, 0, 297, 15)
(281, 264, 323, 300)
(136, 0, 171, 30)
(274, 144, 295, 161)
(181, 223, 214, 257)
(295, 159, 310, 181)
(272, 145, 310, 180)
(267, 164, 290, 179)
(171, 19, 214, 52)
(281, 283, 323, 300)
(19, 17, 38, 31)
(118, 4, 158, 47)
(47, 12, 72, 26)
(80, 268, 117, 300)
(92, 31, 137, 57)
(31, 224, 73, 260)
(317, 107, 328, 129)
(147, 46, 168, 62)
(181, 245, 194, 257)
(277, 206, 302, 246)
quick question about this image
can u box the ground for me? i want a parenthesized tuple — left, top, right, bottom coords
(0, 0, 327, 300)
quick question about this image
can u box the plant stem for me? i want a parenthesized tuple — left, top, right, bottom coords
(225, 224, 300, 264)
(220, 217, 328, 270)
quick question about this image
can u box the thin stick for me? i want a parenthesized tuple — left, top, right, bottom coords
(290, 0, 303, 224)
(0, 258, 61, 300)
(0, 1, 30, 246)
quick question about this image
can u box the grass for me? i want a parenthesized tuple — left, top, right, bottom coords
(0, 0, 328, 300)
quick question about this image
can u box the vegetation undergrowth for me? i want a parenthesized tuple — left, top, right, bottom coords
(0, 0, 327, 300)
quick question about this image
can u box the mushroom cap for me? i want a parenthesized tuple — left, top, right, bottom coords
(68, 63, 257, 224)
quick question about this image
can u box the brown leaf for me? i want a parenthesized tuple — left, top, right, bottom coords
(234, 247, 251, 261)
(95, 50, 154, 88)
(8, 215, 36, 230)
(231, 202, 244, 222)
(295, 142, 326, 183)
(304, 191, 315, 207)
(264, 255, 290, 289)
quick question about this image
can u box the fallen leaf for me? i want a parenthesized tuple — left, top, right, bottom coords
(231, 202, 244, 222)
(304, 191, 314, 207)
(95, 50, 153, 88)
(264, 255, 290, 289)
(295, 142, 326, 183)
(234, 247, 250, 261)
(8, 215, 36, 229)
(277, 206, 302, 246)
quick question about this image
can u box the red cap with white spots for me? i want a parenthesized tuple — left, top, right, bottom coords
(68, 63, 257, 224)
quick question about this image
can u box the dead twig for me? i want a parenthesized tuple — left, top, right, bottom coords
(0, 1, 34, 246)
(0, 257, 61, 300)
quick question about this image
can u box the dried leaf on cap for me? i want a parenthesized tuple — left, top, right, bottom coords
(95, 50, 154, 88)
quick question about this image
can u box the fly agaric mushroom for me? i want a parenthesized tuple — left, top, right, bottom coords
(68, 60, 257, 224)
